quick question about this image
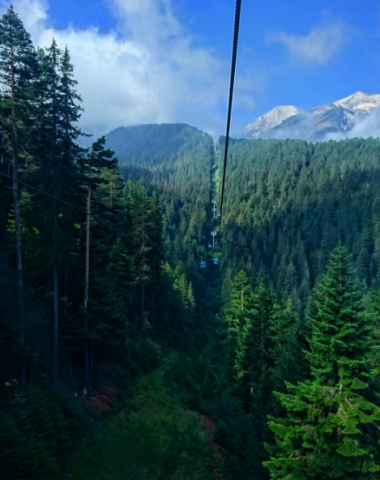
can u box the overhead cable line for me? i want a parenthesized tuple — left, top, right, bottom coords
(0, 170, 129, 236)
(0, 159, 115, 213)
(219, 0, 242, 232)
(0, 170, 87, 215)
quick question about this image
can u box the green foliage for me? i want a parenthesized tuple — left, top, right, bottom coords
(0, 9, 203, 479)
(0, 386, 86, 480)
(265, 246, 380, 479)
(269, 299, 305, 394)
(225, 270, 253, 348)
(222, 271, 304, 479)
(235, 282, 276, 408)
(218, 137, 380, 309)
(107, 124, 214, 280)
(70, 371, 216, 480)
(0, 5, 37, 147)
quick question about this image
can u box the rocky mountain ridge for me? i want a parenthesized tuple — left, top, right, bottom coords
(244, 92, 380, 140)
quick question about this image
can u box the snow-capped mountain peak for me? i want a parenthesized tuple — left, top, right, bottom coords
(244, 105, 299, 138)
(334, 91, 380, 114)
(244, 92, 380, 141)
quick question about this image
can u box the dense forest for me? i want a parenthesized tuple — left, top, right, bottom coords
(106, 125, 214, 274)
(2, 6, 380, 480)
(217, 137, 380, 309)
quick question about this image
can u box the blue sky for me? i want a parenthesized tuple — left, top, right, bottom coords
(4, 0, 380, 136)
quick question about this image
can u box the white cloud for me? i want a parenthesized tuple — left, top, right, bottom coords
(269, 21, 346, 66)
(0, 0, 251, 137)
(326, 109, 380, 141)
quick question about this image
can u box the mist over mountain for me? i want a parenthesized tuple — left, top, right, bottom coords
(244, 92, 380, 141)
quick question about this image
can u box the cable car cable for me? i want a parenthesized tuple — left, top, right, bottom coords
(219, 0, 242, 232)
(0, 170, 87, 215)
(0, 159, 118, 214)
(0, 170, 130, 237)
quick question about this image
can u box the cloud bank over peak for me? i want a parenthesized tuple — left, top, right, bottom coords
(244, 92, 380, 142)
(0, 0, 241, 137)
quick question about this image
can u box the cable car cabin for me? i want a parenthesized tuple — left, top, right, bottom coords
(214, 258, 219, 265)
(200, 261, 206, 269)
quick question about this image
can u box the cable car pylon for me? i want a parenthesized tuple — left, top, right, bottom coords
(212, 200, 217, 218)
(211, 231, 217, 251)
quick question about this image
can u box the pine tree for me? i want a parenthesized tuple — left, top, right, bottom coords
(80, 136, 118, 396)
(33, 40, 84, 384)
(187, 282, 195, 312)
(59, 47, 83, 154)
(107, 237, 134, 309)
(89, 236, 133, 360)
(0, 5, 38, 388)
(367, 289, 380, 389)
(269, 298, 303, 395)
(225, 270, 253, 350)
(225, 280, 277, 479)
(235, 282, 276, 413)
(149, 191, 163, 331)
(265, 246, 380, 479)
(97, 164, 126, 220)
(128, 181, 153, 335)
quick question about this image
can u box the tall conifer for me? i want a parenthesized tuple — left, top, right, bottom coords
(0, 5, 37, 388)
(265, 246, 380, 479)
(80, 136, 117, 395)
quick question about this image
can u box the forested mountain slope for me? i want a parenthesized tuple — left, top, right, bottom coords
(4, 6, 380, 480)
(107, 127, 380, 313)
(106, 124, 218, 301)
(217, 137, 380, 309)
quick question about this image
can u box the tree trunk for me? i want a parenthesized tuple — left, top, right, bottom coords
(68, 353, 75, 394)
(64, 256, 69, 308)
(133, 286, 138, 324)
(83, 177, 91, 397)
(52, 202, 60, 383)
(90, 338, 94, 395)
(45, 273, 51, 383)
(63, 258, 75, 390)
(10, 46, 25, 389)
(141, 282, 146, 337)
(53, 262, 59, 382)
(151, 259, 156, 331)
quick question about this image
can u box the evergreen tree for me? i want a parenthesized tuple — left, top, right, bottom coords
(90, 236, 133, 361)
(265, 246, 380, 479)
(234, 282, 277, 479)
(149, 191, 163, 330)
(80, 136, 118, 395)
(235, 282, 276, 412)
(269, 299, 303, 395)
(35, 40, 84, 384)
(0, 4, 37, 388)
(225, 270, 253, 350)
(128, 181, 153, 334)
